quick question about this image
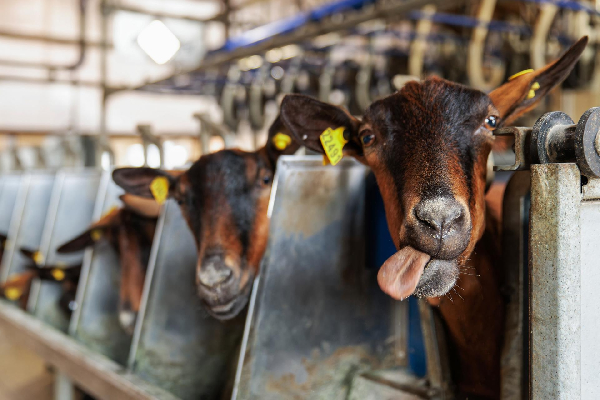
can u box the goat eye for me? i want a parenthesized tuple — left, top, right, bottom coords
(262, 176, 271, 185)
(360, 131, 375, 147)
(484, 116, 498, 130)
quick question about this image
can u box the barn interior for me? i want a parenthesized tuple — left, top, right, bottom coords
(0, 0, 598, 399)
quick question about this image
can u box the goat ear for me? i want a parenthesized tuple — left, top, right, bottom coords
(112, 167, 175, 200)
(490, 36, 588, 127)
(37, 264, 82, 282)
(263, 115, 302, 168)
(280, 94, 363, 158)
(120, 194, 161, 218)
(1, 272, 35, 300)
(56, 227, 106, 253)
(56, 208, 122, 253)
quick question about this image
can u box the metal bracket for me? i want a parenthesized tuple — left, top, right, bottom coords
(493, 107, 600, 178)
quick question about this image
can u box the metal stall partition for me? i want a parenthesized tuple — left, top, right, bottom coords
(529, 164, 599, 399)
(493, 107, 600, 399)
(28, 169, 102, 332)
(0, 172, 56, 282)
(232, 156, 439, 400)
(127, 200, 246, 400)
(69, 174, 131, 364)
(0, 173, 22, 263)
(499, 171, 530, 400)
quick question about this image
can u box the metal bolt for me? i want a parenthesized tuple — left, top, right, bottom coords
(595, 132, 600, 156)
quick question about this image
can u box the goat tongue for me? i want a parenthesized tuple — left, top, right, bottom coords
(377, 246, 431, 300)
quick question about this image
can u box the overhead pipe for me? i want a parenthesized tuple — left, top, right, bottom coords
(0, 28, 109, 48)
(0, 0, 88, 72)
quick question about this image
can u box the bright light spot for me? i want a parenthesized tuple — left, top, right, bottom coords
(101, 151, 112, 171)
(247, 55, 263, 69)
(164, 141, 189, 169)
(281, 45, 300, 60)
(147, 144, 161, 168)
(209, 136, 225, 153)
(265, 48, 283, 63)
(126, 144, 145, 167)
(271, 66, 284, 80)
(329, 89, 345, 105)
(137, 20, 181, 65)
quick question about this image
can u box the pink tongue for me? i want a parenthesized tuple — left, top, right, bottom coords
(377, 246, 431, 300)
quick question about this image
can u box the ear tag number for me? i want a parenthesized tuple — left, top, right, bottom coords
(150, 176, 169, 205)
(272, 133, 292, 150)
(91, 229, 103, 241)
(51, 269, 65, 281)
(33, 251, 44, 265)
(320, 127, 347, 166)
(4, 287, 21, 301)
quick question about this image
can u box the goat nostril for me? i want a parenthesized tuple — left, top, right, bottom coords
(414, 199, 465, 235)
(198, 263, 233, 288)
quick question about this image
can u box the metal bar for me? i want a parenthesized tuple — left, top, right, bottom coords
(0, 0, 88, 72)
(0, 302, 179, 400)
(105, 3, 228, 23)
(0, 75, 102, 88)
(529, 163, 581, 399)
(108, 0, 461, 94)
(579, 178, 600, 398)
(500, 171, 530, 400)
(0, 28, 111, 48)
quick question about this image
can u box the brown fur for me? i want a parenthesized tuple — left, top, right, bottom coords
(280, 37, 587, 398)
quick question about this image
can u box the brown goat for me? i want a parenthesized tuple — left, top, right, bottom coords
(1, 248, 81, 316)
(56, 195, 158, 333)
(280, 37, 587, 398)
(111, 117, 300, 320)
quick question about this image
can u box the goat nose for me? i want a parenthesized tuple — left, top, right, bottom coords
(198, 259, 232, 288)
(414, 198, 464, 236)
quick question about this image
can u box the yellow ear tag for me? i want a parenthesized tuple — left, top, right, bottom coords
(509, 69, 534, 81)
(102, 205, 118, 218)
(527, 82, 540, 100)
(90, 229, 103, 241)
(272, 133, 292, 151)
(150, 176, 169, 205)
(320, 127, 347, 166)
(51, 269, 65, 281)
(4, 287, 21, 301)
(33, 251, 44, 265)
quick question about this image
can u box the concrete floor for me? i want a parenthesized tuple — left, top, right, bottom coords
(0, 326, 53, 400)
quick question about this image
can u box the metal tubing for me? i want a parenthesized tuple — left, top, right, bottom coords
(0, 0, 88, 71)
(529, 163, 581, 399)
(108, 0, 462, 94)
(0, 28, 110, 48)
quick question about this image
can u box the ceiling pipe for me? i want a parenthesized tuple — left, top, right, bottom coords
(0, 0, 88, 71)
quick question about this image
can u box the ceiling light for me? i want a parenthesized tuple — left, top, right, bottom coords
(137, 20, 181, 65)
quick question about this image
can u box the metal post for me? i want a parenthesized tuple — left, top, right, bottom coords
(529, 163, 581, 399)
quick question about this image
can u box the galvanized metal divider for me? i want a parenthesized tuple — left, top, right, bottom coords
(495, 107, 600, 399)
(68, 173, 131, 364)
(127, 199, 246, 400)
(499, 171, 530, 400)
(0, 173, 22, 249)
(0, 171, 56, 282)
(529, 165, 600, 399)
(28, 169, 103, 332)
(232, 156, 438, 400)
